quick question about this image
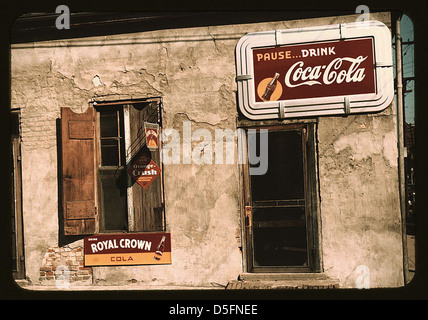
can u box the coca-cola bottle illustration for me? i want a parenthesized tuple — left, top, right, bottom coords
(153, 236, 166, 261)
(262, 73, 280, 101)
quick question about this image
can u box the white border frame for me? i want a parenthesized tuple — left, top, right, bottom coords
(235, 21, 394, 120)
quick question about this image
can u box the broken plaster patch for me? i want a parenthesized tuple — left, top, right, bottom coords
(171, 111, 230, 129)
(191, 113, 229, 126)
(333, 131, 381, 161)
(382, 131, 398, 167)
(92, 75, 104, 87)
(333, 131, 397, 167)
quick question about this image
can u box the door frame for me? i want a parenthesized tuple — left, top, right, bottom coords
(239, 122, 322, 273)
(11, 110, 25, 279)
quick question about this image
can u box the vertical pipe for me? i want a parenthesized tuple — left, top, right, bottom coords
(396, 15, 409, 284)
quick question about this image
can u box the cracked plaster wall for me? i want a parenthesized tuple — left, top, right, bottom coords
(11, 12, 403, 288)
(318, 110, 403, 288)
(11, 21, 243, 288)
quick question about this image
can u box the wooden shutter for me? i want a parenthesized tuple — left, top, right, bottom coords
(128, 102, 163, 231)
(60, 107, 96, 235)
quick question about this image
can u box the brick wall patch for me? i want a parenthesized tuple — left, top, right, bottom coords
(39, 246, 92, 285)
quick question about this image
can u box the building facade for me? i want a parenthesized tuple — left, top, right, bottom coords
(11, 11, 406, 289)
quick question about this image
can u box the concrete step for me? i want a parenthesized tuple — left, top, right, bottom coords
(226, 273, 339, 289)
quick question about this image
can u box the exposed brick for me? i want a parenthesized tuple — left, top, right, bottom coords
(80, 266, 92, 271)
(39, 266, 52, 272)
(77, 270, 89, 276)
(39, 246, 92, 284)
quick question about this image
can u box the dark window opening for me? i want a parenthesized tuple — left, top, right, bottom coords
(99, 169, 128, 231)
(98, 107, 128, 232)
(99, 108, 125, 167)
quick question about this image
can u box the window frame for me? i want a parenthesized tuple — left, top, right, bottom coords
(93, 98, 165, 234)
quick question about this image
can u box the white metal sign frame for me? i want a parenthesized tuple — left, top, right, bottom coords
(235, 21, 394, 120)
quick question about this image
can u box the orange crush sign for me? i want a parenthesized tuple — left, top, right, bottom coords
(84, 233, 172, 266)
(127, 153, 161, 189)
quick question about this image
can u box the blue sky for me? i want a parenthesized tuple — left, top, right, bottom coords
(400, 14, 415, 124)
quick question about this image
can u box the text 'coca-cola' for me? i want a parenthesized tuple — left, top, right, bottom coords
(252, 38, 376, 102)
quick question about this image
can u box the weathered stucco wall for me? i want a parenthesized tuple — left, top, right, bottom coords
(11, 19, 247, 288)
(318, 109, 403, 288)
(11, 11, 403, 288)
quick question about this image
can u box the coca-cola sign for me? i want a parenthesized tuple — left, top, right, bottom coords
(253, 38, 375, 101)
(236, 21, 394, 120)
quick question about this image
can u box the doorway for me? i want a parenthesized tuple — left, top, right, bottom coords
(241, 123, 320, 273)
(11, 110, 25, 279)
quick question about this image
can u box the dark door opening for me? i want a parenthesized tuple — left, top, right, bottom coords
(11, 111, 25, 279)
(243, 124, 320, 273)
